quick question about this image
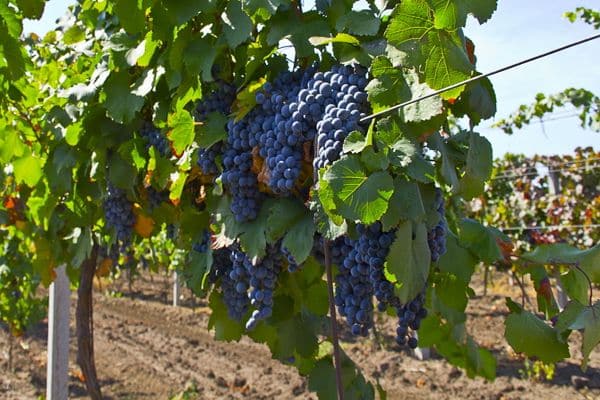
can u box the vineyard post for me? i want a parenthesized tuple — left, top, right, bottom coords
(46, 264, 70, 400)
(547, 165, 561, 195)
(173, 271, 180, 307)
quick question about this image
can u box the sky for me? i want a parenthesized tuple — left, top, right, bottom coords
(23, 0, 600, 159)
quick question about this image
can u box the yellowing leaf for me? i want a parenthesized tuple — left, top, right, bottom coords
(133, 203, 155, 237)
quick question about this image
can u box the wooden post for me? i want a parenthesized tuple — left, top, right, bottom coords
(47, 264, 70, 400)
(547, 167, 561, 195)
(173, 271, 180, 307)
(555, 272, 569, 311)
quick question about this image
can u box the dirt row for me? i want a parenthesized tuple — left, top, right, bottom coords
(1, 271, 599, 399)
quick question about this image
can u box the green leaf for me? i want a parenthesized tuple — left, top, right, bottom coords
(114, 0, 146, 34)
(108, 152, 137, 190)
(457, 218, 503, 264)
(207, 291, 244, 341)
(238, 201, 274, 261)
(13, 154, 43, 187)
(423, 30, 473, 100)
(323, 155, 394, 224)
(438, 231, 477, 284)
(197, 112, 228, 148)
(335, 10, 381, 36)
(103, 72, 144, 123)
(427, 0, 469, 30)
(266, 198, 306, 241)
(522, 243, 600, 284)
(282, 213, 315, 265)
(222, 0, 253, 48)
(403, 69, 444, 123)
(63, 25, 85, 44)
(579, 302, 600, 370)
(505, 303, 570, 363)
(360, 147, 389, 172)
(384, 0, 434, 45)
(308, 358, 337, 400)
(381, 178, 425, 230)
(183, 35, 219, 82)
(167, 109, 193, 155)
(365, 56, 410, 113)
(342, 131, 368, 154)
(459, 131, 492, 199)
(385, 221, 430, 303)
(309, 32, 360, 46)
(469, 0, 498, 24)
(16, 0, 46, 19)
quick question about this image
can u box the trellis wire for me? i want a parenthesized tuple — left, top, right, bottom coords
(359, 33, 600, 123)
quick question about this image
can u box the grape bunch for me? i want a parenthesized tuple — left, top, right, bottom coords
(312, 65, 370, 169)
(103, 184, 135, 247)
(427, 188, 447, 262)
(255, 69, 317, 194)
(335, 236, 374, 336)
(194, 80, 236, 121)
(192, 229, 211, 253)
(395, 291, 427, 349)
(282, 245, 299, 272)
(140, 122, 170, 157)
(147, 186, 168, 210)
(221, 118, 262, 222)
(209, 247, 251, 321)
(195, 81, 236, 176)
(312, 234, 353, 267)
(358, 223, 398, 311)
(245, 245, 282, 330)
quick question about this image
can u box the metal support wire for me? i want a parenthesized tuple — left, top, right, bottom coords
(359, 33, 600, 123)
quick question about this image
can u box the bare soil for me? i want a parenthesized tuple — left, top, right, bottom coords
(1, 269, 599, 400)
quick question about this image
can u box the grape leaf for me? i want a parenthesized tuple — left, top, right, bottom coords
(114, 0, 146, 34)
(522, 243, 600, 284)
(427, 0, 469, 30)
(457, 218, 503, 264)
(13, 154, 43, 187)
(323, 155, 394, 224)
(197, 112, 228, 148)
(282, 213, 315, 264)
(380, 178, 425, 230)
(335, 10, 381, 36)
(469, 0, 498, 24)
(103, 72, 144, 123)
(385, 221, 430, 303)
(459, 131, 492, 199)
(423, 30, 473, 100)
(222, 0, 253, 48)
(168, 109, 194, 155)
(207, 291, 244, 341)
(505, 300, 569, 363)
(384, 0, 434, 45)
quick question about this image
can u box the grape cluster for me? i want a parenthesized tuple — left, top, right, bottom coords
(312, 234, 353, 267)
(197, 142, 223, 175)
(312, 65, 370, 169)
(255, 69, 316, 194)
(195, 81, 236, 176)
(282, 245, 299, 272)
(359, 223, 398, 311)
(335, 235, 374, 336)
(395, 291, 427, 349)
(245, 245, 282, 330)
(147, 186, 168, 210)
(103, 184, 135, 246)
(210, 247, 251, 321)
(222, 118, 262, 222)
(192, 230, 211, 253)
(427, 188, 447, 262)
(140, 122, 170, 157)
(194, 81, 236, 121)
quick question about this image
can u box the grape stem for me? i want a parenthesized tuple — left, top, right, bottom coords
(323, 239, 345, 400)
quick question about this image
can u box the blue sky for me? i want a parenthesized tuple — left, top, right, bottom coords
(23, 0, 599, 158)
